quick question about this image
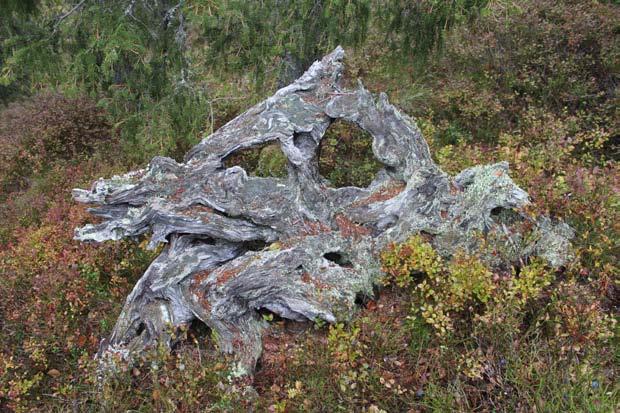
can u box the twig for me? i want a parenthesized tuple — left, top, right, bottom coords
(124, 0, 137, 16)
(501, 222, 525, 267)
(53, 0, 87, 32)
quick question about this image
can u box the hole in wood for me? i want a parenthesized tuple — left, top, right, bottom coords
(319, 120, 382, 188)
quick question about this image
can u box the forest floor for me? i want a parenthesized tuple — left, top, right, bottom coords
(0, 0, 618, 411)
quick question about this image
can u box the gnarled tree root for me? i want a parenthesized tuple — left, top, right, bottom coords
(74, 47, 573, 376)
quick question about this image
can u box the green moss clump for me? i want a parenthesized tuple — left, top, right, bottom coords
(256, 145, 288, 178)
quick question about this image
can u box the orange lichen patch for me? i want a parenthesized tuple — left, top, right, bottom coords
(189, 270, 213, 312)
(232, 334, 245, 349)
(350, 183, 406, 208)
(170, 185, 186, 201)
(300, 272, 330, 291)
(190, 270, 212, 290)
(216, 268, 239, 286)
(278, 234, 315, 250)
(450, 182, 462, 195)
(300, 272, 312, 284)
(194, 294, 211, 313)
(178, 204, 216, 222)
(277, 236, 299, 250)
(214, 257, 255, 286)
(298, 219, 332, 236)
(335, 214, 371, 238)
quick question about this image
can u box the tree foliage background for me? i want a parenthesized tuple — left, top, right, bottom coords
(0, 0, 490, 161)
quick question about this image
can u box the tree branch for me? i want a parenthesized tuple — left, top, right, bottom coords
(53, 0, 87, 32)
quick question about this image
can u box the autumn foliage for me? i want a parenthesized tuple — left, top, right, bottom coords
(0, 0, 618, 411)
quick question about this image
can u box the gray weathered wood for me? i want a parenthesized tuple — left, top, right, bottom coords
(74, 47, 573, 376)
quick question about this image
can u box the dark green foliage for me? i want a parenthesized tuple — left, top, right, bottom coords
(200, 0, 371, 87)
(64, 0, 206, 161)
(0, 0, 39, 15)
(378, 0, 490, 63)
(0, 0, 42, 102)
(1, 0, 207, 162)
(0, 0, 490, 159)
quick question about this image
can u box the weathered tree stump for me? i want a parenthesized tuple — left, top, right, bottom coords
(74, 47, 573, 376)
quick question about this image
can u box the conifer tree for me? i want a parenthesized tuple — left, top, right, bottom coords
(0, 0, 490, 157)
(201, 0, 371, 86)
(377, 0, 490, 63)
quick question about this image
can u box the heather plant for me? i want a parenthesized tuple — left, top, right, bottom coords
(327, 323, 369, 394)
(0, 93, 112, 195)
(543, 280, 617, 358)
(0, 204, 158, 410)
(365, 0, 619, 150)
(0, 93, 117, 244)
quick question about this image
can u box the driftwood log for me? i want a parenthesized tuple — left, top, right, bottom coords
(73, 47, 574, 376)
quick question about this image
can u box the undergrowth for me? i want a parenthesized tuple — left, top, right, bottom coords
(0, 0, 618, 411)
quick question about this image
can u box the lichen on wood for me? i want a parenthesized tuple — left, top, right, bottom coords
(73, 47, 574, 375)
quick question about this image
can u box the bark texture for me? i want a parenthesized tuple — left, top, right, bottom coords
(74, 47, 574, 375)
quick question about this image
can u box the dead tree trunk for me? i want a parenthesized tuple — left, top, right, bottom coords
(73, 47, 573, 376)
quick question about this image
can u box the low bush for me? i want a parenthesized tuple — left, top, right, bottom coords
(0, 93, 112, 195)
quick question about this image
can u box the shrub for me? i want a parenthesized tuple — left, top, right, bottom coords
(327, 323, 368, 393)
(543, 281, 616, 358)
(508, 258, 553, 305)
(380, 234, 443, 289)
(0, 195, 158, 411)
(381, 235, 558, 336)
(0, 93, 112, 195)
